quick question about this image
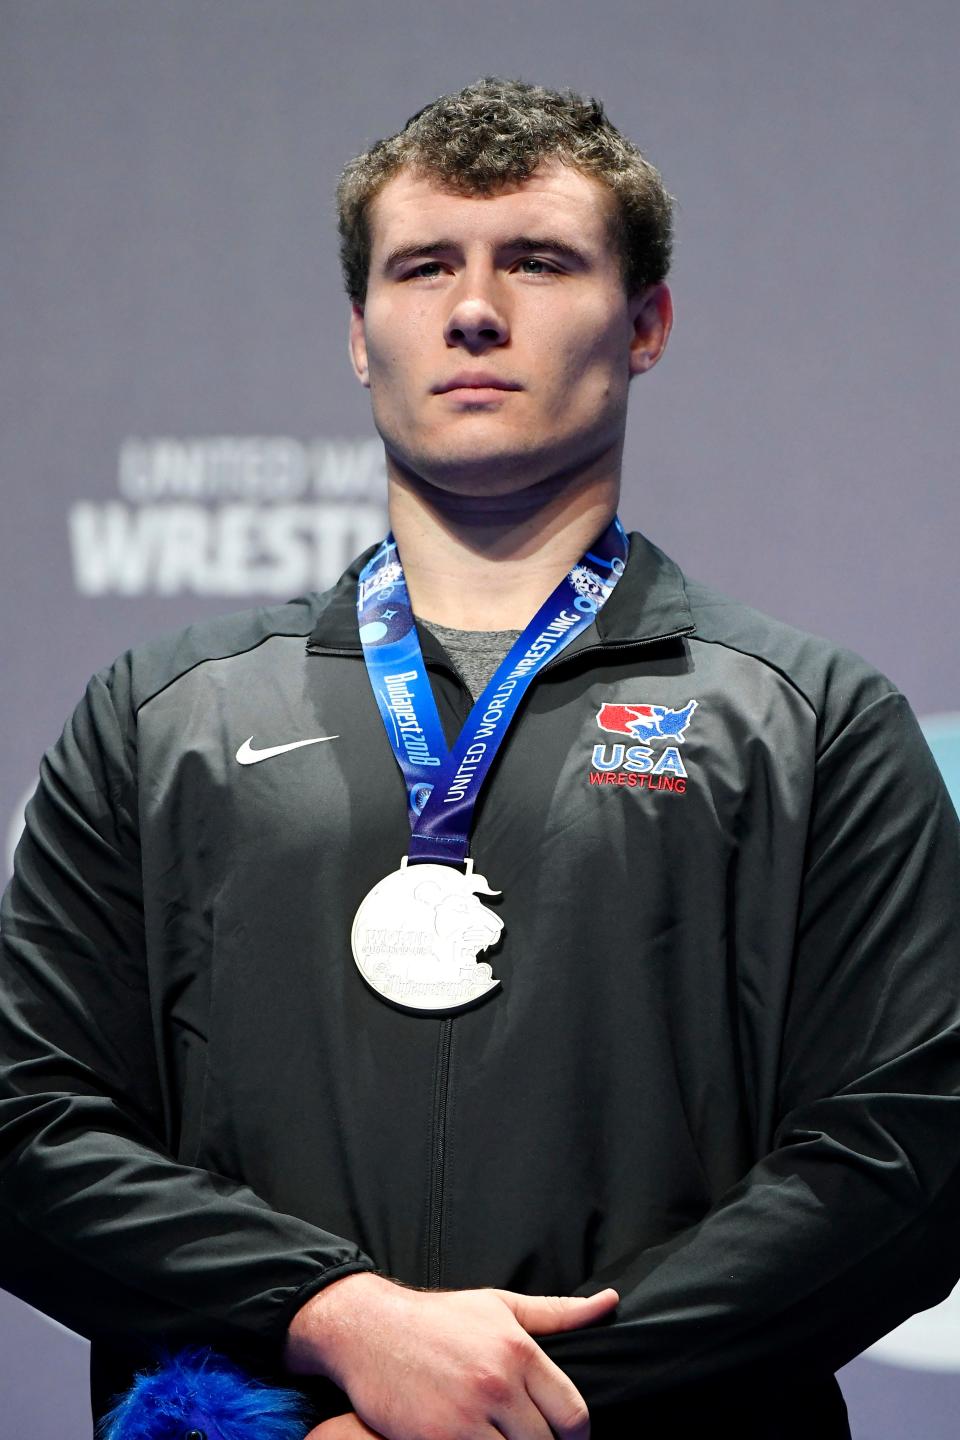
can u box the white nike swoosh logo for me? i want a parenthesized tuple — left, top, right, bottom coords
(236, 735, 339, 765)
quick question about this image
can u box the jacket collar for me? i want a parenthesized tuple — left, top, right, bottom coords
(306, 529, 696, 658)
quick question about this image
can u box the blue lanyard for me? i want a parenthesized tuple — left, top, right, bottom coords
(357, 518, 629, 865)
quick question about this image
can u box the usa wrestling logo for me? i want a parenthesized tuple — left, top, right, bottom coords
(589, 700, 698, 793)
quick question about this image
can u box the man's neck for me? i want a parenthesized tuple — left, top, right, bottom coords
(387, 460, 621, 631)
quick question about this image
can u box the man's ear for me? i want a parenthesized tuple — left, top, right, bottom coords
(348, 302, 370, 388)
(627, 282, 673, 378)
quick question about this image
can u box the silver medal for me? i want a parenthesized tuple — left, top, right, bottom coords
(351, 857, 503, 1012)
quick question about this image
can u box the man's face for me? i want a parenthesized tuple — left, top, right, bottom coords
(349, 159, 671, 498)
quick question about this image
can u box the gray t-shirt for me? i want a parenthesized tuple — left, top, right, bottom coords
(418, 619, 522, 702)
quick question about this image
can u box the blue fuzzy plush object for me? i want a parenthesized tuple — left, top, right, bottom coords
(98, 1347, 313, 1440)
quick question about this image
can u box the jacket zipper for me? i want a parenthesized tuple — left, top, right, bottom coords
(307, 635, 471, 1291)
(426, 1018, 454, 1288)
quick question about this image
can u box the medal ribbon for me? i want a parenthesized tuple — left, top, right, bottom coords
(357, 517, 629, 865)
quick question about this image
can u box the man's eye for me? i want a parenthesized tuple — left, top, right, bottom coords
(517, 257, 554, 275)
(407, 262, 443, 279)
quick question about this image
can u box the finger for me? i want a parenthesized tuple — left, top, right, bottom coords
(495, 1288, 619, 1336)
(523, 1353, 591, 1440)
(490, 1390, 558, 1440)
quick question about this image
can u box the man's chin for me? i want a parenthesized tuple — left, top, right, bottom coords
(387, 445, 566, 500)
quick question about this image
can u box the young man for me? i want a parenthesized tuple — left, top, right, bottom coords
(1, 79, 959, 1440)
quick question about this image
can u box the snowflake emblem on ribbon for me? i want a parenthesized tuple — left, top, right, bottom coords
(360, 559, 404, 606)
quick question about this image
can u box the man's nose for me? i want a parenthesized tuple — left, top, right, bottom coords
(443, 276, 509, 350)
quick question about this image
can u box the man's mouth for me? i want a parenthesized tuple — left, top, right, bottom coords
(434, 372, 522, 395)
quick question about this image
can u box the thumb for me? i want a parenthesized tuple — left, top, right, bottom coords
(493, 1287, 619, 1335)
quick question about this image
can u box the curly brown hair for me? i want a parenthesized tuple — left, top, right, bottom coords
(336, 76, 675, 305)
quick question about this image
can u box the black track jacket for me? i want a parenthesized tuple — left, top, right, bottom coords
(2, 532, 959, 1437)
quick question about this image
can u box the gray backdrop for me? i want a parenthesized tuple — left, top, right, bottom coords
(2, 1, 958, 1434)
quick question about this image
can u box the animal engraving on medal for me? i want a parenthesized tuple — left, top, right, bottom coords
(352, 858, 503, 1012)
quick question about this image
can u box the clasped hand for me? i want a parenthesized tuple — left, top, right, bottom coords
(287, 1273, 619, 1440)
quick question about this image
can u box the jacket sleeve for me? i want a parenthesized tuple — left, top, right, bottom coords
(540, 689, 960, 1404)
(0, 657, 376, 1355)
